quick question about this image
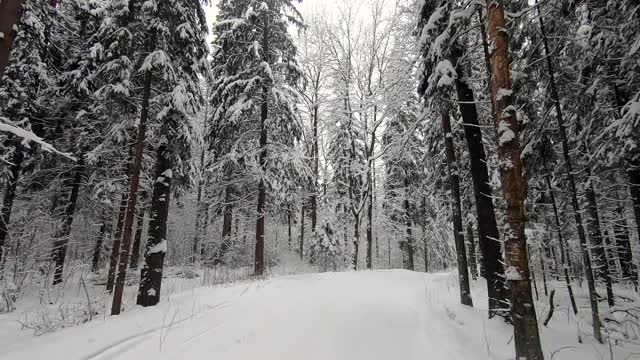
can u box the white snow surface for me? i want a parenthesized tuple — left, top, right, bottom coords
(0, 270, 636, 360)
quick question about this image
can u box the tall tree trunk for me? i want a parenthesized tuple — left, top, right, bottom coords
(628, 162, 640, 247)
(129, 191, 147, 270)
(254, 86, 268, 276)
(0, 0, 25, 84)
(287, 208, 292, 250)
(0, 145, 23, 266)
(403, 177, 414, 271)
(614, 189, 634, 282)
(488, 1, 543, 358)
(451, 44, 507, 319)
(441, 111, 473, 306)
(111, 69, 152, 316)
(466, 222, 478, 280)
(137, 145, 172, 307)
(584, 177, 614, 306)
(91, 222, 107, 273)
(52, 160, 83, 285)
(218, 185, 233, 265)
(299, 205, 305, 260)
(538, 3, 602, 343)
(106, 191, 128, 292)
(366, 174, 373, 269)
(352, 219, 359, 270)
(311, 104, 318, 235)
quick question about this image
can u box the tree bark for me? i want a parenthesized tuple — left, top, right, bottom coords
(353, 219, 359, 270)
(129, 191, 147, 270)
(584, 177, 614, 307)
(111, 68, 152, 315)
(137, 145, 172, 307)
(218, 185, 233, 264)
(91, 222, 107, 273)
(254, 88, 268, 276)
(106, 191, 128, 292)
(466, 222, 478, 280)
(0, 145, 23, 265)
(0, 0, 26, 84)
(488, 1, 543, 358)
(441, 112, 473, 306)
(613, 190, 634, 282)
(299, 204, 305, 260)
(51, 160, 83, 285)
(538, 2, 602, 343)
(403, 177, 414, 271)
(451, 45, 507, 319)
(366, 174, 373, 269)
(311, 104, 319, 235)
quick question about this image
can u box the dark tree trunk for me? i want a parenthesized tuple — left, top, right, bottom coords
(111, 69, 152, 315)
(52, 160, 83, 285)
(287, 208, 292, 250)
(0, 145, 23, 265)
(441, 112, 473, 306)
(488, 1, 543, 357)
(91, 222, 107, 273)
(106, 191, 128, 292)
(451, 45, 507, 319)
(218, 185, 233, 264)
(311, 104, 319, 235)
(352, 219, 359, 270)
(366, 177, 373, 269)
(403, 177, 414, 271)
(254, 85, 268, 276)
(137, 145, 172, 307)
(628, 163, 640, 247)
(614, 194, 634, 282)
(466, 222, 478, 280)
(130, 191, 147, 270)
(299, 205, 305, 260)
(584, 178, 614, 307)
(538, 2, 602, 343)
(0, 0, 26, 84)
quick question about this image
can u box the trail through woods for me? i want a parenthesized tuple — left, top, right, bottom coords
(1, 270, 634, 360)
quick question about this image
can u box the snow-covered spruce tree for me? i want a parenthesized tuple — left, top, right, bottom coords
(210, 0, 303, 276)
(128, 0, 209, 308)
(0, 0, 60, 268)
(417, 0, 506, 318)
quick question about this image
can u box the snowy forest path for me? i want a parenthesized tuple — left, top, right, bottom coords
(1, 270, 500, 360)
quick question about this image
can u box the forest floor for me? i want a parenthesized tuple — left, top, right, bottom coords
(0, 269, 639, 359)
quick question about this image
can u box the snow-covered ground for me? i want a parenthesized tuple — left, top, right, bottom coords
(0, 270, 638, 359)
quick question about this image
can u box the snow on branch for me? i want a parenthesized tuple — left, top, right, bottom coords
(0, 119, 77, 161)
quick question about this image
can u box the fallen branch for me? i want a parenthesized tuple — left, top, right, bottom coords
(543, 289, 556, 326)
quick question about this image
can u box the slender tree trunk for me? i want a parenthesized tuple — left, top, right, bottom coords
(91, 223, 107, 273)
(106, 191, 127, 292)
(130, 191, 147, 270)
(466, 222, 478, 280)
(451, 44, 507, 319)
(540, 245, 548, 297)
(403, 177, 414, 271)
(287, 208, 292, 250)
(353, 219, 359, 270)
(51, 160, 83, 285)
(137, 145, 172, 307)
(584, 177, 614, 306)
(218, 185, 233, 265)
(0, 0, 26, 84)
(0, 145, 23, 266)
(441, 112, 473, 305)
(311, 104, 318, 235)
(628, 163, 640, 246)
(488, 1, 543, 357)
(614, 189, 634, 282)
(111, 68, 152, 315)
(366, 175, 373, 269)
(254, 86, 268, 276)
(299, 205, 305, 260)
(538, 3, 602, 343)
